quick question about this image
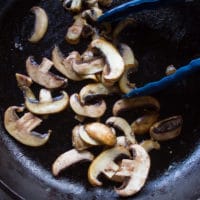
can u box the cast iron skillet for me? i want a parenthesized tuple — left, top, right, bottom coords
(0, 0, 200, 199)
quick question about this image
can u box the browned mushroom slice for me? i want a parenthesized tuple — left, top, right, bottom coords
(15, 73, 32, 87)
(115, 144, 150, 197)
(26, 56, 67, 89)
(52, 46, 97, 81)
(82, 7, 103, 21)
(106, 116, 136, 145)
(98, 0, 113, 7)
(88, 146, 131, 186)
(79, 83, 118, 103)
(72, 58, 104, 75)
(28, 7, 48, 43)
(65, 15, 86, 45)
(113, 96, 160, 116)
(131, 112, 159, 135)
(25, 89, 69, 115)
(118, 43, 139, 94)
(85, 0, 98, 8)
(70, 93, 106, 118)
(4, 106, 51, 147)
(72, 125, 92, 151)
(90, 39, 125, 85)
(52, 149, 94, 176)
(85, 122, 116, 146)
(150, 115, 183, 141)
(140, 139, 160, 152)
(63, 0, 82, 12)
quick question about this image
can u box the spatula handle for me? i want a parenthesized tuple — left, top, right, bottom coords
(124, 58, 200, 98)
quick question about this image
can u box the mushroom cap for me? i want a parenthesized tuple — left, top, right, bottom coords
(28, 6, 48, 43)
(52, 149, 94, 176)
(25, 90, 69, 115)
(4, 106, 51, 147)
(26, 56, 67, 89)
(115, 144, 150, 197)
(70, 93, 106, 118)
(90, 39, 125, 84)
(88, 146, 131, 186)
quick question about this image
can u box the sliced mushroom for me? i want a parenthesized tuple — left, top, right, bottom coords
(165, 64, 176, 76)
(85, 122, 116, 146)
(98, 0, 113, 7)
(85, 0, 98, 8)
(63, 0, 82, 12)
(88, 146, 131, 186)
(79, 83, 118, 103)
(25, 88, 69, 115)
(15, 73, 32, 88)
(4, 106, 51, 147)
(65, 15, 86, 45)
(140, 140, 160, 152)
(113, 96, 160, 116)
(118, 43, 139, 93)
(90, 39, 125, 85)
(115, 144, 150, 197)
(72, 58, 104, 75)
(70, 93, 106, 118)
(52, 149, 94, 176)
(28, 7, 48, 43)
(116, 136, 129, 148)
(106, 116, 136, 145)
(79, 125, 101, 146)
(113, 18, 136, 42)
(150, 115, 183, 141)
(52, 46, 97, 81)
(131, 112, 159, 135)
(82, 7, 103, 21)
(72, 125, 92, 150)
(26, 56, 67, 89)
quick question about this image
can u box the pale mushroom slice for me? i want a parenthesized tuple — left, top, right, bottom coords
(4, 106, 51, 147)
(106, 116, 136, 145)
(63, 0, 82, 12)
(90, 39, 125, 85)
(88, 146, 131, 186)
(79, 83, 118, 103)
(150, 115, 183, 141)
(118, 43, 139, 94)
(25, 88, 69, 115)
(28, 6, 48, 43)
(85, 122, 117, 146)
(81, 7, 103, 21)
(131, 112, 159, 135)
(165, 64, 176, 76)
(72, 125, 92, 150)
(15, 73, 32, 88)
(140, 139, 160, 152)
(65, 15, 86, 45)
(115, 144, 150, 197)
(52, 149, 94, 176)
(26, 56, 67, 89)
(113, 96, 160, 116)
(52, 46, 97, 81)
(70, 93, 106, 118)
(72, 58, 104, 75)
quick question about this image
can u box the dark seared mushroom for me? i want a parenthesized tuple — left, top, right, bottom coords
(26, 56, 67, 89)
(113, 96, 160, 116)
(150, 115, 183, 141)
(4, 106, 51, 147)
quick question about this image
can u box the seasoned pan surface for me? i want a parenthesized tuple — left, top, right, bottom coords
(0, 0, 200, 199)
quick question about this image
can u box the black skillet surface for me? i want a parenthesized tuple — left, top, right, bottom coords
(0, 0, 200, 199)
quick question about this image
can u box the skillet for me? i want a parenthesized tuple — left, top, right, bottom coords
(0, 0, 200, 199)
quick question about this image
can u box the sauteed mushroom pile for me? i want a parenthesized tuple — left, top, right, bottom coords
(4, 0, 184, 197)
